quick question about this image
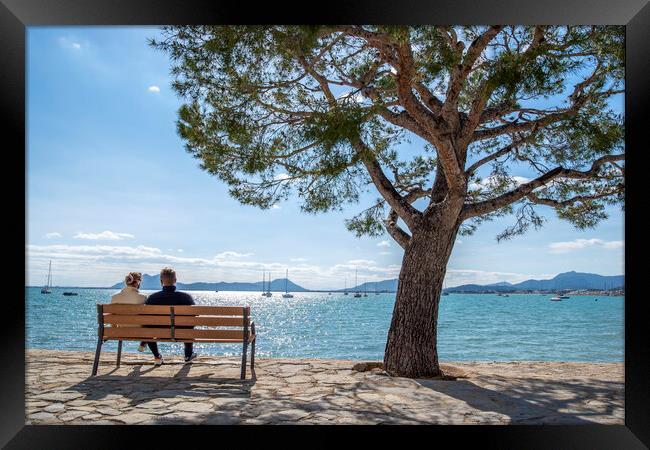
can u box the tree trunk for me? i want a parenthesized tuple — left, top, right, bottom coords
(383, 213, 460, 378)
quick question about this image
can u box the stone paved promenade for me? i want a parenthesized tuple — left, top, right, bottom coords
(26, 349, 623, 425)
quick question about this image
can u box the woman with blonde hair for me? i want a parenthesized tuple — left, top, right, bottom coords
(110, 272, 161, 365)
(111, 272, 146, 304)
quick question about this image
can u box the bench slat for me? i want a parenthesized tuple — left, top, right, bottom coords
(104, 327, 173, 339)
(104, 315, 171, 326)
(175, 329, 245, 340)
(104, 327, 245, 341)
(172, 306, 245, 316)
(101, 304, 246, 316)
(104, 315, 247, 327)
(103, 337, 246, 343)
(102, 304, 173, 315)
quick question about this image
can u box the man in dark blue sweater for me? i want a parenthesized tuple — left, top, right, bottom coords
(145, 267, 197, 365)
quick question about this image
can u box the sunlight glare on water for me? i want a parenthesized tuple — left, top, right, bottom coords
(26, 288, 623, 361)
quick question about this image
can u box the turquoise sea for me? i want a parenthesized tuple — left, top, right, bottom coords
(26, 288, 624, 362)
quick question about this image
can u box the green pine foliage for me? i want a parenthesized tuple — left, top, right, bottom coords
(151, 26, 624, 242)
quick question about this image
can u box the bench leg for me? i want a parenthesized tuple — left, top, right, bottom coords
(91, 337, 103, 376)
(250, 339, 255, 371)
(240, 342, 248, 380)
(116, 340, 123, 368)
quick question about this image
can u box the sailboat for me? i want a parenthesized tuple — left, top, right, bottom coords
(282, 269, 294, 298)
(41, 260, 52, 294)
(261, 271, 272, 297)
(264, 272, 273, 297)
(442, 279, 449, 296)
(375, 282, 379, 295)
(353, 268, 362, 298)
(343, 277, 348, 295)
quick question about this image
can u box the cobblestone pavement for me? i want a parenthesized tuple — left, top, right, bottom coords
(25, 349, 623, 425)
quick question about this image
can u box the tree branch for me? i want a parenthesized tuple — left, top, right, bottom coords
(461, 154, 624, 219)
(472, 56, 605, 142)
(352, 139, 421, 229)
(442, 25, 503, 118)
(384, 209, 411, 249)
(526, 188, 622, 208)
(465, 131, 537, 175)
(297, 53, 337, 106)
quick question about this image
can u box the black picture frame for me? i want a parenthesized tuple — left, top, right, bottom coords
(2, 0, 648, 447)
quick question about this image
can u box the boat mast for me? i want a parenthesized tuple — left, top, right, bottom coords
(47, 260, 52, 288)
(285, 269, 289, 294)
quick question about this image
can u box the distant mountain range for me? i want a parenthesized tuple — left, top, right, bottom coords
(110, 273, 308, 292)
(335, 279, 399, 293)
(446, 271, 624, 293)
(106, 271, 621, 293)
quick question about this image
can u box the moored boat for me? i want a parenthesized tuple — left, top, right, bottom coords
(353, 268, 361, 297)
(41, 260, 53, 294)
(282, 269, 294, 298)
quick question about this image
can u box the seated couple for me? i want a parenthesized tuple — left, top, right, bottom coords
(110, 267, 197, 366)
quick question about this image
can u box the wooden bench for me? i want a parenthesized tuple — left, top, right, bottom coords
(92, 304, 256, 379)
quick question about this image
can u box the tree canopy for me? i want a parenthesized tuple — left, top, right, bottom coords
(151, 26, 624, 246)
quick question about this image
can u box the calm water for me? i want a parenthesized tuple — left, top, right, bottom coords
(26, 288, 623, 361)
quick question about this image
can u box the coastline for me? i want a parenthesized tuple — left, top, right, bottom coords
(26, 349, 624, 425)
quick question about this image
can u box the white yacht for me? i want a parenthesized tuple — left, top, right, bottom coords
(41, 260, 52, 294)
(261, 271, 272, 297)
(353, 268, 362, 298)
(282, 269, 294, 298)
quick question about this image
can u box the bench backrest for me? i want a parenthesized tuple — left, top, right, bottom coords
(97, 304, 251, 342)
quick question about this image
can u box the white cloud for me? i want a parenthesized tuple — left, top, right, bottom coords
(177, 249, 184, 253)
(379, 251, 392, 256)
(45, 232, 62, 239)
(271, 204, 281, 209)
(147, 85, 160, 93)
(74, 231, 135, 241)
(28, 243, 564, 290)
(347, 259, 376, 266)
(25, 243, 402, 288)
(337, 90, 365, 103)
(214, 251, 252, 259)
(273, 173, 299, 185)
(290, 257, 307, 262)
(548, 238, 624, 254)
(469, 175, 531, 191)
(377, 240, 390, 248)
(59, 37, 83, 50)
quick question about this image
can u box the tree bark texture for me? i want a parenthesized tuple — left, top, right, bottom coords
(383, 207, 461, 378)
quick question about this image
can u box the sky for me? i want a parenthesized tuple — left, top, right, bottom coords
(26, 27, 625, 289)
